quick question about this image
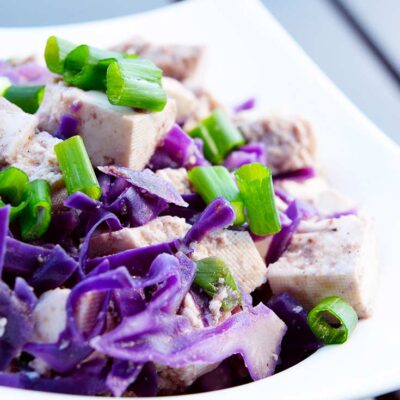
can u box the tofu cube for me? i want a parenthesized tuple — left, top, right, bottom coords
(268, 215, 378, 318)
(236, 112, 316, 174)
(276, 177, 354, 215)
(89, 216, 190, 257)
(0, 97, 37, 164)
(192, 230, 268, 294)
(37, 83, 176, 169)
(155, 168, 191, 194)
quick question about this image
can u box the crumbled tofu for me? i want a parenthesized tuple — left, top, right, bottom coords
(89, 216, 190, 257)
(111, 37, 204, 82)
(268, 215, 378, 318)
(37, 83, 176, 170)
(235, 112, 316, 174)
(157, 363, 217, 394)
(0, 317, 7, 338)
(208, 286, 233, 325)
(32, 288, 70, 343)
(155, 168, 191, 194)
(179, 293, 204, 329)
(162, 77, 198, 122)
(276, 177, 354, 215)
(14, 131, 62, 186)
(191, 230, 268, 294)
(0, 97, 37, 164)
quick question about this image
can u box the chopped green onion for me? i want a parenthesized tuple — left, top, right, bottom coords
(0, 167, 29, 205)
(63, 45, 123, 90)
(189, 110, 245, 164)
(44, 36, 77, 74)
(19, 179, 52, 241)
(106, 59, 167, 111)
(188, 166, 245, 225)
(195, 257, 241, 311)
(3, 85, 45, 114)
(307, 296, 358, 344)
(0, 77, 11, 96)
(0, 167, 29, 222)
(234, 163, 281, 235)
(54, 135, 101, 200)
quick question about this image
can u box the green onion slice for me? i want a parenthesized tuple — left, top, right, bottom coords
(106, 59, 166, 111)
(20, 179, 52, 241)
(189, 110, 245, 164)
(54, 135, 101, 200)
(307, 296, 358, 344)
(188, 165, 245, 225)
(0, 77, 11, 96)
(0, 166, 29, 205)
(195, 257, 242, 311)
(234, 162, 281, 235)
(3, 85, 45, 114)
(63, 45, 123, 91)
(44, 36, 77, 74)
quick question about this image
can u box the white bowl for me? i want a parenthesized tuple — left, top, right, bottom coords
(1, 0, 400, 399)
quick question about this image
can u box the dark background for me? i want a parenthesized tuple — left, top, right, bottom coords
(1, 0, 399, 398)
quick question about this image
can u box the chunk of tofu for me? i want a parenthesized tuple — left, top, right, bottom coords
(276, 177, 353, 215)
(89, 216, 190, 257)
(111, 37, 205, 82)
(14, 131, 62, 187)
(0, 97, 37, 164)
(267, 215, 378, 318)
(37, 83, 176, 169)
(162, 77, 198, 122)
(236, 112, 316, 174)
(155, 168, 191, 194)
(32, 288, 70, 343)
(191, 230, 268, 294)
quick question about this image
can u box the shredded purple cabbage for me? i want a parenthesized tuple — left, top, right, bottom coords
(148, 124, 209, 170)
(0, 60, 51, 85)
(267, 292, 323, 370)
(233, 97, 256, 113)
(224, 143, 266, 170)
(53, 113, 80, 140)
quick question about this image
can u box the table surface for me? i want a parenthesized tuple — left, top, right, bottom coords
(0, 1, 399, 399)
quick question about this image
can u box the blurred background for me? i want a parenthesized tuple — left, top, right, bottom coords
(1, 1, 399, 399)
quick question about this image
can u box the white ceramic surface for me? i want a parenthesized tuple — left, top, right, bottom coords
(1, 0, 399, 399)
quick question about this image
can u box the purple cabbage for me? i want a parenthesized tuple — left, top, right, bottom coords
(99, 166, 188, 207)
(148, 124, 209, 170)
(224, 143, 266, 170)
(233, 97, 256, 113)
(28, 246, 78, 293)
(183, 197, 235, 246)
(3, 238, 79, 290)
(0, 206, 10, 277)
(53, 113, 80, 140)
(14, 278, 37, 312)
(0, 60, 51, 85)
(0, 359, 107, 395)
(106, 360, 143, 397)
(91, 303, 286, 381)
(273, 166, 316, 181)
(267, 292, 323, 370)
(265, 200, 303, 265)
(87, 240, 180, 275)
(0, 281, 33, 371)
